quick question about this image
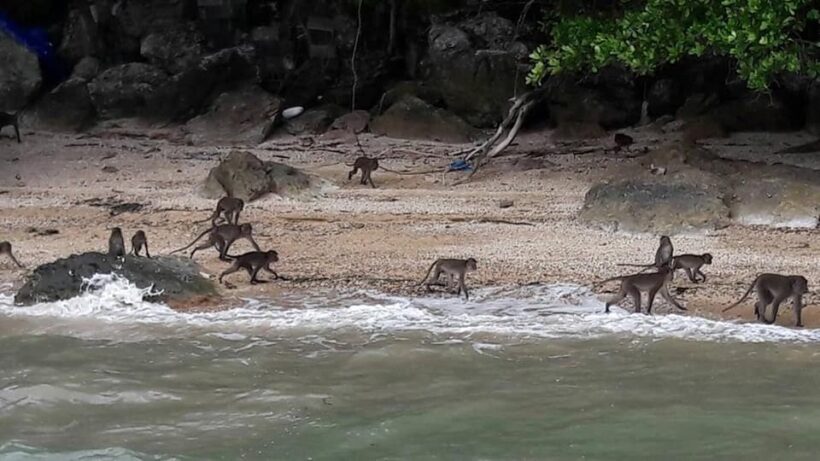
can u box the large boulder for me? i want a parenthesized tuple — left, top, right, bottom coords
(711, 94, 800, 132)
(731, 173, 820, 228)
(202, 151, 319, 201)
(22, 78, 95, 131)
(647, 79, 683, 118)
(87, 63, 170, 120)
(579, 168, 731, 234)
(58, 5, 100, 64)
(370, 95, 477, 143)
(14, 253, 218, 307)
(0, 32, 42, 111)
(284, 105, 344, 136)
(140, 26, 204, 75)
(184, 85, 281, 145)
(549, 70, 642, 130)
(426, 13, 525, 127)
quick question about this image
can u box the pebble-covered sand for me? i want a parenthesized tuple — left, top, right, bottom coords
(1, 125, 818, 326)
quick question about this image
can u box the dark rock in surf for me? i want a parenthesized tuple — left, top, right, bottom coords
(14, 253, 218, 306)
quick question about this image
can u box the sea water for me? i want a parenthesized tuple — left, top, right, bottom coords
(1, 276, 820, 460)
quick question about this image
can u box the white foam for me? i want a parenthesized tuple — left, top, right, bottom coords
(2, 275, 819, 344)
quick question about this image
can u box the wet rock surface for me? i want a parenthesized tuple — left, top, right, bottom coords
(14, 253, 218, 306)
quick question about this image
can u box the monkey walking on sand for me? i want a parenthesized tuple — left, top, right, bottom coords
(419, 258, 478, 301)
(0, 241, 23, 268)
(170, 223, 260, 261)
(723, 274, 809, 327)
(670, 253, 712, 283)
(348, 156, 379, 188)
(219, 250, 280, 285)
(197, 197, 244, 226)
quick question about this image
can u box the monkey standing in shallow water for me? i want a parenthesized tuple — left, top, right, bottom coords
(348, 156, 379, 188)
(131, 230, 151, 258)
(170, 223, 260, 261)
(108, 228, 126, 257)
(723, 274, 809, 327)
(419, 258, 478, 301)
(0, 241, 23, 268)
(219, 250, 280, 285)
(598, 265, 686, 314)
(0, 112, 21, 143)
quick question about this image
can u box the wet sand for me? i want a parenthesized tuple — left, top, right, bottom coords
(0, 126, 818, 326)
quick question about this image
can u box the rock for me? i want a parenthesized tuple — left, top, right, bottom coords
(711, 94, 799, 132)
(102, 166, 118, 173)
(370, 95, 477, 143)
(807, 82, 820, 134)
(731, 173, 820, 229)
(140, 26, 204, 75)
(552, 121, 606, 140)
(22, 78, 95, 131)
(184, 85, 281, 145)
(681, 116, 728, 144)
(498, 199, 514, 209)
(647, 79, 683, 118)
(202, 151, 319, 201)
(284, 105, 344, 136)
(58, 5, 99, 63)
(579, 169, 731, 233)
(0, 32, 42, 111)
(329, 110, 370, 133)
(549, 75, 642, 130)
(377, 81, 444, 113)
(14, 253, 218, 306)
(71, 56, 101, 81)
(426, 15, 524, 127)
(676, 93, 720, 120)
(87, 63, 169, 120)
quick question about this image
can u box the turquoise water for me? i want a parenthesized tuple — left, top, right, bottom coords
(1, 280, 819, 460)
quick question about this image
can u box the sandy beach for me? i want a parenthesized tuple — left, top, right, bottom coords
(1, 125, 818, 326)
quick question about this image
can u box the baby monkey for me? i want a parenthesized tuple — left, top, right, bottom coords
(201, 196, 244, 226)
(348, 156, 379, 188)
(598, 266, 686, 314)
(671, 253, 712, 283)
(0, 112, 21, 143)
(0, 241, 23, 268)
(723, 273, 809, 327)
(618, 235, 674, 272)
(219, 250, 280, 285)
(419, 258, 478, 301)
(131, 230, 151, 258)
(108, 227, 126, 257)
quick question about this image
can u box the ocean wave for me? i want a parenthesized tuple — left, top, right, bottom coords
(0, 274, 818, 344)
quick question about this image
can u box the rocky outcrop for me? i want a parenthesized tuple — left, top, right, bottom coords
(370, 95, 476, 143)
(202, 151, 320, 201)
(14, 253, 218, 306)
(0, 32, 42, 111)
(184, 85, 280, 145)
(549, 69, 642, 131)
(284, 105, 344, 136)
(140, 26, 204, 75)
(22, 78, 95, 131)
(87, 63, 170, 120)
(426, 13, 526, 127)
(647, 79, 683, 118)
(580, 173, 731, 234)
(58, 5, 100, 64)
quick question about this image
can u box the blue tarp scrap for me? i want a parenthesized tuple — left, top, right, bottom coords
(448, 159, 472, 171)
(0, 11, 69, 85)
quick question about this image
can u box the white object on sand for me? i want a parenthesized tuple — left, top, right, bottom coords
(282, 106, 304, 119)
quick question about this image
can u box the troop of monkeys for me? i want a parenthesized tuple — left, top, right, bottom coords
(0, 155, 811, 327)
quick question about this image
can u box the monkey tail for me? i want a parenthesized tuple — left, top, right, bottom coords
(722, 276, 760, 313)
(418, 261, 438, 286)
(169, 227, 212, 254)
(616, 263, 654, 268)
(594, 275, 624, 288)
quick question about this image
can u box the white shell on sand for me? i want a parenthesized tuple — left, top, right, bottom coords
(282, 106, 304, 119)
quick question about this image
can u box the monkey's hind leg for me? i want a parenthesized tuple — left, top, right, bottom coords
(366, 171, 377, 189)
(218, 264, 241, 284)
(348, 167, 359, 181)
(605, 288, 627, 314)
(627, 286, 642, 314)
(144, 243, 151, 259)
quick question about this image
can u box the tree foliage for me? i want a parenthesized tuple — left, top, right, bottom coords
(528, 0, 820, 90)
